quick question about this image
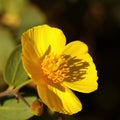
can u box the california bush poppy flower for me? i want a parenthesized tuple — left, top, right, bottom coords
(21, 24, 98, 115)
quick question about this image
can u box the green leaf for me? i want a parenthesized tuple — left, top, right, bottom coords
(0, 96, 36, 120)
(4, 45, 28, 88)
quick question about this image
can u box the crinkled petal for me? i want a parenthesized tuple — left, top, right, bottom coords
(37, 80, 82, 115)
(62, 41, 98, 93)
(21, 34, 42, 84)
(23, 25, 66, 57)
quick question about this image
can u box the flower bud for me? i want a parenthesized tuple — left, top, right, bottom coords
(31, 100, 44, 116)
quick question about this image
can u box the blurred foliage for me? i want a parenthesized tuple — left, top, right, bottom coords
(0, 0, 120, 120)
(0, 0, 46, 89)
(0, 27, 15, 72)
(0, 0, 26, 14)
(0, 0, 47, 119)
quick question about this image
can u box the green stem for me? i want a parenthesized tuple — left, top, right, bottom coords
(0, 89, 30, 108)
(0, 79, 33, 107)
(15, 79, 32, 90)
(0, 79, 32, 97)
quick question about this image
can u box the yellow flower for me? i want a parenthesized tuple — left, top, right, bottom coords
(21, 24, 98, 115)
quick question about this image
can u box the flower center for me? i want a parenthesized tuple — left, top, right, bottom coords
(41, 54, 69, 83)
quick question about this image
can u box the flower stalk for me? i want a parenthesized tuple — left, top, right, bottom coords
(0, 79, 33, 108)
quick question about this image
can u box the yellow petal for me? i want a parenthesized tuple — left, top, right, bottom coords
(62, 57, 98, 93)
(23, 24, 66, 57)
(62, 41, 98, 93)
(63, 41, 88, 57)
(21, 34, 42, 84)
(37, 81, 82, 115)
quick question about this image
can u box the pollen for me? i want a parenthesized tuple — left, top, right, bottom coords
(41, 54, 69, 83)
